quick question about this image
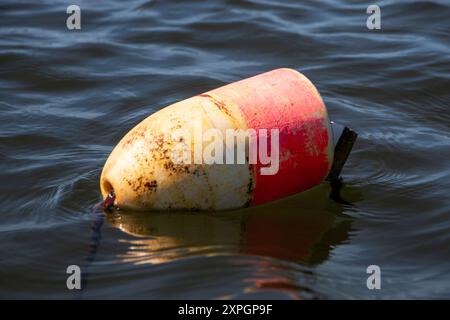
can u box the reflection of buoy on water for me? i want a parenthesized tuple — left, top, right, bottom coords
(107, 186, 353, 265)
(100, 68, 356, 211)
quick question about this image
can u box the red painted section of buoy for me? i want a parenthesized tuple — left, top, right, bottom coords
(207, 68, 333, 206)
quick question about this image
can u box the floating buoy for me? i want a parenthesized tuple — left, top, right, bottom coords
(100, 68, 352, 211)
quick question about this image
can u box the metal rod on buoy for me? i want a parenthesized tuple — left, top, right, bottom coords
(327, 123, 358, 182)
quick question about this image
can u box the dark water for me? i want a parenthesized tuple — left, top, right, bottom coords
(1, 0, 449, 299)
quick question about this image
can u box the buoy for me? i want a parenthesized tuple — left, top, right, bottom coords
(100, 68, 341, 211)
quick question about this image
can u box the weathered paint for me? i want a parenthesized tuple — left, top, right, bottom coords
(100, 96, 251, 211)
(205, 68, 334, 205)
(100, 68, 333, 211)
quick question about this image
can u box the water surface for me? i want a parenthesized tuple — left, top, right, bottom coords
(0, 0, 449, 299)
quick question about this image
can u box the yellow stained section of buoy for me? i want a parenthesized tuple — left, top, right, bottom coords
(100, 95, 252, 211)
